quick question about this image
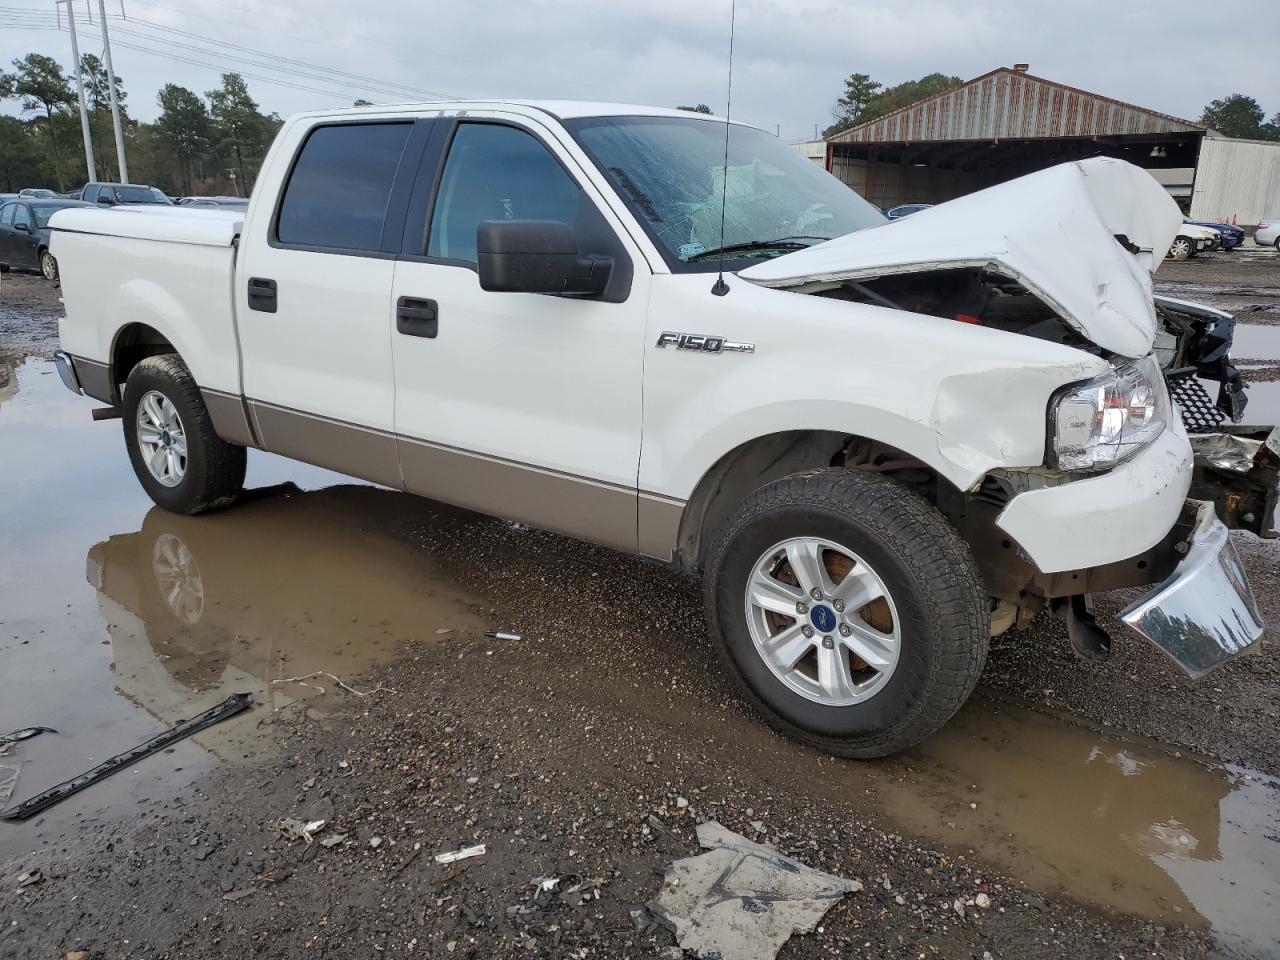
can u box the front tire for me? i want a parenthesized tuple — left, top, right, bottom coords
(1168, 237, 1193, 261)
(123, 354, 246, 515)
(39, 249, 58, 281)
(704, 468, 988, 758)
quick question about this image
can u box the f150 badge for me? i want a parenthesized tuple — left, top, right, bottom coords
(655, 331, 755, 354)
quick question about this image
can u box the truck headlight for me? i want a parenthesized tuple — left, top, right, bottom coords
(1049, 355, 1169, 471)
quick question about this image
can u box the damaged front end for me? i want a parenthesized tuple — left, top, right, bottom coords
(1156, 296, 1278, 541)
(738, 158, 1274, 677)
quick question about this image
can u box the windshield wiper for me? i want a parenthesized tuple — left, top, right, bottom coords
(685, 235, 829, 262)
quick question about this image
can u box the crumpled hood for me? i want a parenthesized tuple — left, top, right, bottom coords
(740, 157, 1184, 358)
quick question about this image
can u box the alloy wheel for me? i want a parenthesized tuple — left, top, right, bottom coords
(744, 536, 901, 707)
(136, 389, 188, 488)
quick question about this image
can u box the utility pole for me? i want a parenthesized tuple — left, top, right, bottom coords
(60, 0, 97, 182)
(97, 0, 128, 182)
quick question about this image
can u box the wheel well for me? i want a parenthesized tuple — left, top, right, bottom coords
(111, 324, 176, 403)
(673, 430, 947, 574)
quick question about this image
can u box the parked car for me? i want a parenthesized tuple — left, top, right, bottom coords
(0, 196, 93, 280)
(1167, 222, 1220, 259)
(48, 103, 1275, 758)
(885, 203, 932, 219)
(1185, 218, 1244, 251)
(80, 182, 173, 206)
(18, 188, 59, 199)
(1255, 218, 1279, 248)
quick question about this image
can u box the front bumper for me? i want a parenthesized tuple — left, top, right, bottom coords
(1120, 500, 1263, 677)
(996, 420, 1193, 574)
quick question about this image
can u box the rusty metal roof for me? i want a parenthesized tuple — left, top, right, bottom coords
(829, 68, 1205, 144)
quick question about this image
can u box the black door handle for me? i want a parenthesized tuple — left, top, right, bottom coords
(247, 277, 277, 313)
(396, 296, 438, 338)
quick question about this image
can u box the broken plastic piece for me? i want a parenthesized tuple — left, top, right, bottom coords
(280, 817, 327, 843)
(435, 843, 486, 864)
(484, 631, 522, 641)
(0, 693, 253, 821)
(648, 821, 861, 960)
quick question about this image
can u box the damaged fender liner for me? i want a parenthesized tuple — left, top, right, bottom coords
(0, 693, 253, 821)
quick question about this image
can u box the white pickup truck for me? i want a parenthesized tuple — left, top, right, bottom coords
(50, 101, 1277, 757)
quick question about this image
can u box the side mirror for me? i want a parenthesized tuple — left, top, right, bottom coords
(14, 222, 30, 233)
(97, 196, 114, 206)
(476, 220, 612, 296)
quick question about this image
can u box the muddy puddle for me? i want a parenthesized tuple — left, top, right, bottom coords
(0, 358, 482, 860)
(871, 701, 1280, 958)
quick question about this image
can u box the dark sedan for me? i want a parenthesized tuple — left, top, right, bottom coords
(0, 197, 93, 281)
(1185, 218, 1245, 251)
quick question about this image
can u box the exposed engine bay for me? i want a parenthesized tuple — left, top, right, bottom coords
(811, 266, 1276, 652)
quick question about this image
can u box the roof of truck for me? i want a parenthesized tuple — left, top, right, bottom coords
(292, 100, 746, 125)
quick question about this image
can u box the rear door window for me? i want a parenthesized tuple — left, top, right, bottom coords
(0, 204, 14, 227)
(276, 122, 412, 253)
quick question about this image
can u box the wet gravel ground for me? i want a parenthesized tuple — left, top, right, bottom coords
(3, 255, 1279, 959)
(0, 508, 1221, 960)
(0, 273, 62, 358)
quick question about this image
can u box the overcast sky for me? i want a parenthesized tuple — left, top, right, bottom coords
(2, 0, 1278, 140)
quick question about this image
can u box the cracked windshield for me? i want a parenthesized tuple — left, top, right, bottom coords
(569, 116, 885, 266)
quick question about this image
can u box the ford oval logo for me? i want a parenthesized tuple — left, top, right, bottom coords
(809, 605, 837, 633)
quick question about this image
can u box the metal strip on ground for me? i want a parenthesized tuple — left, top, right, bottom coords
(0, 693, 253, 822)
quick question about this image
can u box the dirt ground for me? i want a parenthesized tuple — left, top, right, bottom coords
(1, 252, 1279, 960)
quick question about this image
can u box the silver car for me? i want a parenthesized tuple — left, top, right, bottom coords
(1255, 217, 1279, 248)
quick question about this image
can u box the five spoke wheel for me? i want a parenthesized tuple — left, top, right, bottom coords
(745, 536, 900, 707)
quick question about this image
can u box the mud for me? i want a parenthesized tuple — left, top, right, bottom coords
(2, 254, 1280, 958)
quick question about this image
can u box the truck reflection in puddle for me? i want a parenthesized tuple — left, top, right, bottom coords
(86, 485, 483, 758)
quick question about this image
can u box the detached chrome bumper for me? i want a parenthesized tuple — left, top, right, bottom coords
(1120, 500, 1263, 678)
(53, 350, 82, 395)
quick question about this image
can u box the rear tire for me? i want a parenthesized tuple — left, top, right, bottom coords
(704, 468, 988, 758)
(123, 354, 246, 515)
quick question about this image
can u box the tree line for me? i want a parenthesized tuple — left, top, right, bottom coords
(0, 51, 283, 196)
(825, 71, 1280, 142)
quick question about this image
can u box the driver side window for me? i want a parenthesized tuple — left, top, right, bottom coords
(427, 123, 585, 266)
(12, 205, 31, 229)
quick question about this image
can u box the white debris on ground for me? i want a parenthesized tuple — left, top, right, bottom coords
(435, 843, 486, 864)
(648, 821, 862, 960)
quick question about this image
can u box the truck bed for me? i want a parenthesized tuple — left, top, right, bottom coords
(51, 206, 246, 398)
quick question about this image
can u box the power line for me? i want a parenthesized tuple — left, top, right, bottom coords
(0, 12, 428, 103)
(0, 5, 456, 101)
(107, 14, 455, 99)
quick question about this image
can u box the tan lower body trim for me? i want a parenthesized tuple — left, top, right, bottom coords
(638, 491, 686, 562)
(202, 388, 258, 448)
(218, 397, 679, 557)
(398, 435, 638, 553)
(248, 401, 403, 490)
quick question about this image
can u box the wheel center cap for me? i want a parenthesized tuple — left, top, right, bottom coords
(809, 604, 837, 633)
(161, 429, 172, 447)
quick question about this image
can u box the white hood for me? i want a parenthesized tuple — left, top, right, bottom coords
(740, 158, 1183, 359)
